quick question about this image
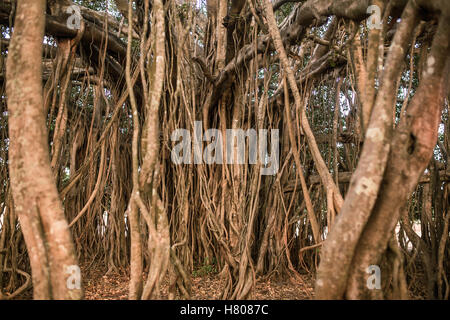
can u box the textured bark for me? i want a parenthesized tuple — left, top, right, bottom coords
(2, 0, 448, 301)
(362, 0, 385, 133)
(6, 0, 83, 300)
(263, 0, 343, 235)
(316, 0, 450, 299)
(126, 0, 143, 300)
(315, 1, 420, 299)
(345, 8, 450, 299)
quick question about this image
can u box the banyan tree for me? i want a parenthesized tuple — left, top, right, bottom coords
(0, 0, 449, 300)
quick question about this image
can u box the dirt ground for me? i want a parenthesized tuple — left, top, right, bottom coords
(12, 263, 427, 300)
(82, 265, 315, 300)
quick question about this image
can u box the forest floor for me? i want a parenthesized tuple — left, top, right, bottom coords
(81, 263, 430, 300)
(82, 264, 315, 300)
(13, 263, 427, 299)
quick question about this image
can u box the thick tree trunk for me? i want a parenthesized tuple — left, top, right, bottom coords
(6, 0, 83, 300)
(345, 11, 450, 299)
(316, 0, 450, 299)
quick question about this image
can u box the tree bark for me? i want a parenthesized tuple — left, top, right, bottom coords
(316, 0, 450, 299)
(6, 0, 83, 300)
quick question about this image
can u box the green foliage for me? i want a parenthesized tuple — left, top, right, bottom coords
(276, 3, 295, 23)
(73, 0, 108, 11)
(73, 0, 121, 20)
(192, 257, 218, 277)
